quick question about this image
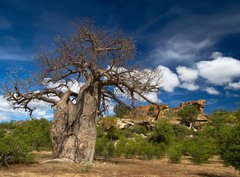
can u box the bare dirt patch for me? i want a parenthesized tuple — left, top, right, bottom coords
(0, 152, 239, 177)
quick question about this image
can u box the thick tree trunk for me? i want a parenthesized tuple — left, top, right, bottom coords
(51, 83, 98, 163)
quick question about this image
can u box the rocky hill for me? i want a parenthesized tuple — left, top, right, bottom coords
(99, 99, 208, 130)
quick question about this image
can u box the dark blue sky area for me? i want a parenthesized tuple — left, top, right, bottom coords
(0, 0, 240, 119)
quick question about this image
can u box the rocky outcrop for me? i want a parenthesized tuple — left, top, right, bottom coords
(99, 99, 208, 130)
(187, 99, 206, 113)
(173, 99, 208, 128)
(133, 104, 170, 119)
(176, 99, 206, 113)
(98, 117, 155, 130)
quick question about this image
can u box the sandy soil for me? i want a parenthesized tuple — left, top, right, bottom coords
(0, 151, 239, 177)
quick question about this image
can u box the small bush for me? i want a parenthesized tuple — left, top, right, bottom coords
(11, 118, 51, 151)
(95, 136, 114, 159)
(178, 105, 199, 127)
(131, 125, 147, 135)
(173, 124, 192, 139)
(106, 127, 122, 141)
(168, 143, 183, 163)
(219, 124, 240, 171)
(115, 136, 166, 160)
(0, 134, 34, 166)
(184, 138, 214, 164)
(148, 106, 155, 115)
(149, 120, 175, 145)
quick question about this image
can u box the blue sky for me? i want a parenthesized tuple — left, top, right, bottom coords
(0, 0, 240, 121)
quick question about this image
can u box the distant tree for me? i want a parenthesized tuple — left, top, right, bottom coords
(3, 22, 161, 163)
(114, 104, 128, 118)
(178, 105, 200, 129)
(148, 105, 155, 115)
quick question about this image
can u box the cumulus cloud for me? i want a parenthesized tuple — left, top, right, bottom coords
(180, 82, 199, 91)
(204, 87, 220, 95)
(197, 52, 240, 85)
(176, 66, 198, 82)
(156, 65, 180, 92)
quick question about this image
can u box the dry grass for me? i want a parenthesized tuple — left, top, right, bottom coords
(0, 152, 239, 177)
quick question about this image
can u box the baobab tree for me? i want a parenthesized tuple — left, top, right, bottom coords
(4, 22, 161, 163)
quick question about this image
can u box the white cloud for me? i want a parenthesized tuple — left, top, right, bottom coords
(225, 81, 240, 90)
(204, 87, 220, 95)
(197, 53, 240, 85)
(141, 92, 162, 103)
(180, 82, 199, 91)
(156, 65, 180, 92)
(176, 66, 198, 82)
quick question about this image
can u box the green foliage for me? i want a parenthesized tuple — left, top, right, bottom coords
(178, 105, 200, 127)
(106, 127, 122, 141)
(95, 136, 114, 159)
(149, 120, 175, 145)
(115, 137, 165, 160)
(172, 124, 192, 139)
(114, 104, 128, 118)
(183, 138, 215, 164)
(1, 108, 236, 168)
(0, 118, 51, 166)
(131, 124, 147, 135)
(200, 110, 240, 169)
(0, 132, 34, 166)
(13, 118, 52, 151)
(148, 106, 155, 115)
(168, 142, 183, 163)
(218, 123, 240, 170)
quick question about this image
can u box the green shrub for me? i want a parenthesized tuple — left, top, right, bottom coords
(219, 123, 240, 171)
(172, 124, 192, 139)
(11, 118, 51, 150)
(0, 134, 34, 166)
(168, 143, 183, 163)
(201, 109, 240, 168)
(149, 120, 175, 145)
(106, 127, 122, 141)
(0, 118, 52, 166)
(131, 124, 147, 135)
(95, 136, 114, 159)
(115, 136, 166, 160)
(114, 138, 127, 157)
(178, 105, 199, 127)
(184, 138, 214, 164)
(148, 106, 155, 115)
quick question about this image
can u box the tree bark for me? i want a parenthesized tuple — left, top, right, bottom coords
(51, 83, 98, 163)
